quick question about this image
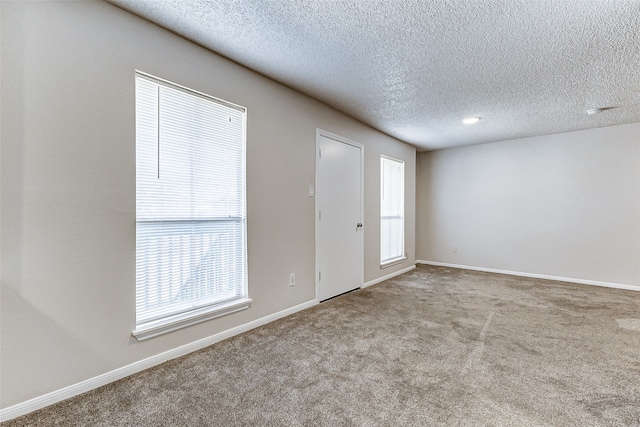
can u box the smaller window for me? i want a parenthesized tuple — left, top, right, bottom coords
(380, 156, 405, 267)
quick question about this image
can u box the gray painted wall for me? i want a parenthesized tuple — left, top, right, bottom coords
(0, 1, 416, 408)
(416, 123, 640, 287)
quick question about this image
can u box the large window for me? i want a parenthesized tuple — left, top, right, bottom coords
(133, 72, 250, 340)
(380, 156, 405, 267)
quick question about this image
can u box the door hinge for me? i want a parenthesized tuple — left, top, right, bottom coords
(319, 271, 321, 281)
(319, 148, 322, 158)
(319, 210, 321, 220)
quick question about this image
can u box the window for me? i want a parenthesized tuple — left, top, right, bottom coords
(380, 156, 405, 267)
(133, 72, 250, 340)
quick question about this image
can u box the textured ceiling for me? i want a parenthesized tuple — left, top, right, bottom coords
(109, 0, 640, 150)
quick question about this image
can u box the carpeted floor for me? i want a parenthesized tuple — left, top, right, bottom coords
(3, 265, 640, 426)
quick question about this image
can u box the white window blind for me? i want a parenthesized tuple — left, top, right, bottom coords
(134, 73, 249, 339)
(380, 156, 405, 265)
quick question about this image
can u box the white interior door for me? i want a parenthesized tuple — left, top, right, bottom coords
(316, 130, 363, 301)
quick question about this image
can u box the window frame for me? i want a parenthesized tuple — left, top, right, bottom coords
(132, 71, 251, 341)
(380, 155, 406, 268)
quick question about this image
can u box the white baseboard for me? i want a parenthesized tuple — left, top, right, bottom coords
(415, 260, 639, 292)
(362, 264, 416, 288)
(0, 299, 318, 422)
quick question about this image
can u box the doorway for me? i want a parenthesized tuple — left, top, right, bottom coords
(316, 129, 364, 301)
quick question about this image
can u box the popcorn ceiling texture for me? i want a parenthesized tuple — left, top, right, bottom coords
(109, 0, 640, 150)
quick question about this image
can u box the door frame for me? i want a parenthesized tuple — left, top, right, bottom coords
(315, 128, 364, 301)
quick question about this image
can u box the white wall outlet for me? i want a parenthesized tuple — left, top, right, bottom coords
(452, 246, 458, 254)
(289, 273, 296, 286)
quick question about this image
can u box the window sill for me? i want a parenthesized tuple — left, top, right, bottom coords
(380, 257, 407, 269)
(132, 298, 252, 341)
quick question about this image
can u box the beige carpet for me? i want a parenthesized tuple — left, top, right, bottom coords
(4, 265, 640, 426)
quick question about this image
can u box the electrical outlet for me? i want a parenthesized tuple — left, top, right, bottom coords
(452, 246, 458, 254)
(289, 273, 295, 286)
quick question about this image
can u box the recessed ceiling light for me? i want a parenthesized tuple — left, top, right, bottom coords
(463, 116, 481, 124)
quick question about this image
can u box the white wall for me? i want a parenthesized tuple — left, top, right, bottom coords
(0, 1, 415, 409)
(416, 123, 640, 287)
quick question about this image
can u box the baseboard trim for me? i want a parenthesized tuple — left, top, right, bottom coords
(0, 299, 318, 422)
(415, 260, 639, 292)
(362, 264, 416, 288)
